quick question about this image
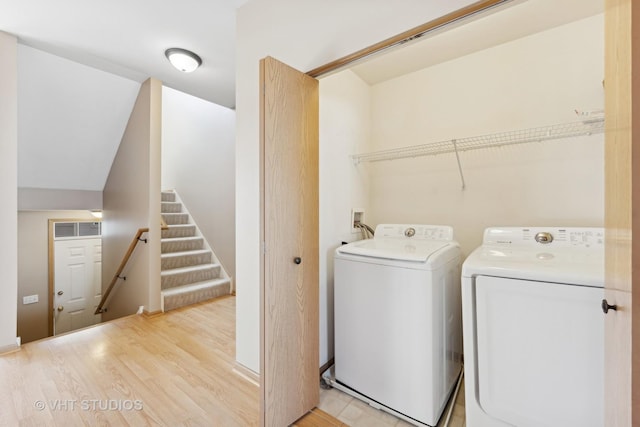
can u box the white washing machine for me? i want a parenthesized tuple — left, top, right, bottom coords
(462, 227, 604, 427)
(331, 224, 462, 426)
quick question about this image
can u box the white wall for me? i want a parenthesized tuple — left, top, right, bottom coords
(319, 70, 372, 364)
(161, 86, 236, 279)
(0, 31, 18, 351)
(17, 44, 141, 192)
(236, 0, 478, 373)
(367, 14, 605, 257)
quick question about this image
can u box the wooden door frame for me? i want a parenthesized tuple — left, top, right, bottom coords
(47, 218, 102, 336)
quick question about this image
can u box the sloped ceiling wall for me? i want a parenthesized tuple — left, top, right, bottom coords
(1, 0, 248, 109)
(18, 44, 141, 191)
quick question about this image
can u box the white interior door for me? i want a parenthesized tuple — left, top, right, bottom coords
(54, 238, 102, 334)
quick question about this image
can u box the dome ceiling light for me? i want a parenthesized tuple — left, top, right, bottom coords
(165, 48, 202, 73)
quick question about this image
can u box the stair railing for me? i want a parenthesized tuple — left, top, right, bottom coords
(95, 218, 169, 315)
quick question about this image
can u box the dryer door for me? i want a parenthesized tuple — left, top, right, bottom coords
(475, 276, 604, 427)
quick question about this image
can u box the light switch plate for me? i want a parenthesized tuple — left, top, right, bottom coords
(23, 294, 38, 305)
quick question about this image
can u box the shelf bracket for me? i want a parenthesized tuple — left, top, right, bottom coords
(452, 139, 466, 190)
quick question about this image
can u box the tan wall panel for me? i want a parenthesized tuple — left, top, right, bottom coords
(17, 211, 95, 343)
(102, 78, 162, 320)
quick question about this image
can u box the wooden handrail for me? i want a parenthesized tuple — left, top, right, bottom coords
(94, 216, 169, 315)
(95, 227, 149, 315)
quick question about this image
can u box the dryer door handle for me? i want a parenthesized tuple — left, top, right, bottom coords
(601, 299, 617, 314)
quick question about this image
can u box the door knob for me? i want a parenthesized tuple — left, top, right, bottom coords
(57, 290, 64, 296)
(601, 299, 617, 314)
(57, 306, 64, 312)
(294, 257, 302, 265)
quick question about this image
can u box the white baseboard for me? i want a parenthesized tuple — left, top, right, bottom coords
(0, 338, 20, 355)
(233, 362, 260, 387)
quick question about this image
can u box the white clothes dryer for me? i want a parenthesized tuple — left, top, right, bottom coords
(462, 227, 604, 427)
(331, 224, 462, 426)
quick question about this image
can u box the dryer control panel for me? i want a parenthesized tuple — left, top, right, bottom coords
(483, 227, 604, 248)
(374, 224, 454, 241)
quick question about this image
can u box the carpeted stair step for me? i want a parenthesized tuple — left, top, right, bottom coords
(162, 213, 189, 225)
(159, 190, 232, 312)
(162, 224, 196, 239)
(162, 278, 232, 312)
(161, 192, 176, 202)
(161, 236, 204, 253)
(161, 202, 182, 213)
(161, 264, 222, 290)
(161, 249, 212, 270)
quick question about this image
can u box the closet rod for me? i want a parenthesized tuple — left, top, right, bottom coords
(352, 117, 605, 164)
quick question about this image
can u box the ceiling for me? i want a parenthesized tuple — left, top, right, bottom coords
(1, 0, 247, 193)
(1, 0, 247, 108)
(2, 0, 604, 194)
(350, 0, 604, 84)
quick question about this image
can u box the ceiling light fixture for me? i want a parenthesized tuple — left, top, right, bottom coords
(165, 48, 202, 73)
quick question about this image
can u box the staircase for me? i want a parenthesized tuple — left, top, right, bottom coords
(161, 190, 232, 311)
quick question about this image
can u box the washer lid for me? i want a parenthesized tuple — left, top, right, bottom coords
(336, 238, 451, 262)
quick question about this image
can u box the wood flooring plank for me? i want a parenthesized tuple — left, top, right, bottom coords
(294, 408, 349, 427)
(0, 295, 259, 426)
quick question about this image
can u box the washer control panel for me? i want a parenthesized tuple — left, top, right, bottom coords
(374, 224, 454, 241)
(484, 227, 604, 248)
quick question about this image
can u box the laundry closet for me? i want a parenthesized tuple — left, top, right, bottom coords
(317, 1, 604, 365)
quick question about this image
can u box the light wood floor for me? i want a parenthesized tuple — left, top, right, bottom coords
(0, 295, 463, 426)
(0, 295, 261, 426)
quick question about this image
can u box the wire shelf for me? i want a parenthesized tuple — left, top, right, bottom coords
(351, 117, 605, 164)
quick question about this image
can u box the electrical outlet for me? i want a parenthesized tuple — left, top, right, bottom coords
(23, 294, 39, 305)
